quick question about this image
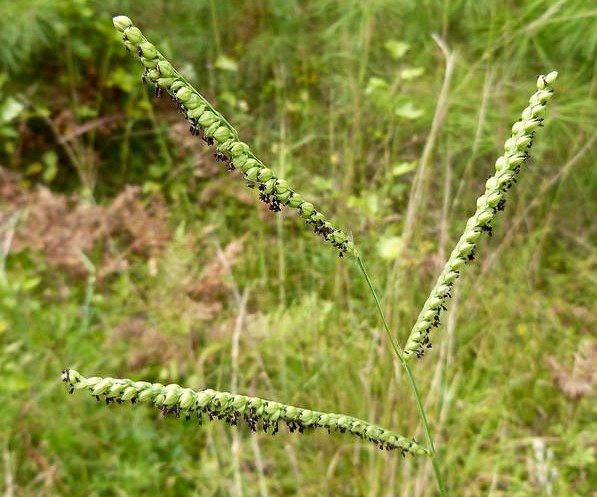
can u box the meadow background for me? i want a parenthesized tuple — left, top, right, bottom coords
(0, 0, 595, 496)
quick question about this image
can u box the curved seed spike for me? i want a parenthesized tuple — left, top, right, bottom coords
(62, 369, 427, 455)
(112, 15, 357, 258)
(403, 73, 558, 361)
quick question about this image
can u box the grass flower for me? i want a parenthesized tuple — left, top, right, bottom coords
(62, 369, 427, 456)
(402, 72, 558, 360)
(55, 18, 563, 497)
(112, 16, 357, 258)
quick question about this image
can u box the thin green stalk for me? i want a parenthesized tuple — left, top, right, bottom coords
(356, 256, 447, 497)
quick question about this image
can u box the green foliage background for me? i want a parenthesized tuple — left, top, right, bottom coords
(1, 0, 595, 495)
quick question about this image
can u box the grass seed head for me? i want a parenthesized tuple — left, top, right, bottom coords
(63, 370, 425, 454)
(403, 72, 558, 360)
(113, 15, 357, 258)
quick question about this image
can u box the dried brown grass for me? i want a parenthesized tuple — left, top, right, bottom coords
(547, 340, 596, 401)
(1, 167, 170, 278)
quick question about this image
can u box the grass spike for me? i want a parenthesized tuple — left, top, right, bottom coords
(62, 369, 427, 456)
(403, 72, 558, 360)
(112, 15, 357, 258)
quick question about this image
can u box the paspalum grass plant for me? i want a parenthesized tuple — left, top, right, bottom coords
(62, 15, 559, 497)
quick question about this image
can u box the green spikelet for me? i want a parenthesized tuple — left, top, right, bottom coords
(62, 369, 427, 455)
(403, 72, 558, 361)
(112, 16, 357, 258)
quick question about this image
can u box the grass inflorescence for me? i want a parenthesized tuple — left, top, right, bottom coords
(62, 369, 427, 456)
(55, 13, 564, 497)
(402, 72, 558, 360)
(112, 15, 357, 258)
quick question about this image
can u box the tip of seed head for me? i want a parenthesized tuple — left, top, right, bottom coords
(537, 71, 558, 90)
(113, 15, 133, 32)
(545, 71, 558, 84)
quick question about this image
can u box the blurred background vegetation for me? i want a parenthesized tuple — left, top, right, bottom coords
(0, 0, 595, 496)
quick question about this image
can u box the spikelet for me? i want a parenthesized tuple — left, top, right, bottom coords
(403, 72, 558, 360)
(112, 16, 357, 258)
(62, 369, 426, 455)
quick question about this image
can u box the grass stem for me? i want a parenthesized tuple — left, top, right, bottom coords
(356, 256, 447, 497)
